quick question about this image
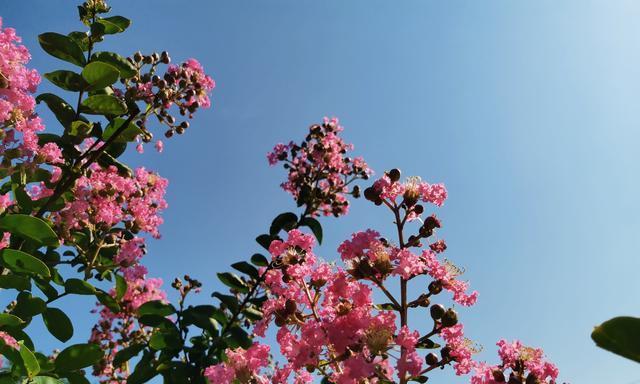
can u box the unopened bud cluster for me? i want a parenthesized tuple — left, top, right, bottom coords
(123, 52, 215, 141)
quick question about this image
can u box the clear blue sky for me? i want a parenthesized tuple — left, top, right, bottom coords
(2, 1, 640, 383)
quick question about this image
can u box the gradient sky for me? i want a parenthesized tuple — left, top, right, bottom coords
(2, 1, 640, 383)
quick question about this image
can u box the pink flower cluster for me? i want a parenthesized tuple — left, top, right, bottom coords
(204, 344, 270, 384)
(372, 175, 447, 208)
(267, 117, 372, 217)
(51, 164, 168, 240)
(238, 229, 436, 384)
(338, 229, 477, 306)
(471, 340, 559, 384)
(90, 265, 167, 383)
(0, 18, 65, 203)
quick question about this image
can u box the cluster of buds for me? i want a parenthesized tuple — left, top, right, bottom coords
(124, 52, 214, 141)
(78, 0, 110, 24)
(171, 274, 202, 299)
(268, 117, 372, 217)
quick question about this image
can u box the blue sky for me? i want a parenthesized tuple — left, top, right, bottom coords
(2, 1, 640, 383)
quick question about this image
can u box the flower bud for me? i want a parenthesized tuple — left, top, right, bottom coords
(430, 304, 445, 320)
(525, 374, 538, 384)
(441, 309, 458, 327)
(428, 280, 443, 295)
(425, 352, 439, 366)
(363, 187, 377, 201)
(388, 168, 401, 182)
(492, 370, 506, 382)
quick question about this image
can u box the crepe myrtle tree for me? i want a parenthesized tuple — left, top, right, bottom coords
(0, 0, 213, 382)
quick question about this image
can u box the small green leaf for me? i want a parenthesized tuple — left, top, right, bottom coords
(35, 93, 75, 129)
(231, 261, 259, 279)
(217, 272, 248, 292)
(82, 61, 119, 90)
(592, 316, 640, 363)
(69, 120, 93, 138)
(68, 31, 89, 51)
(13, 292, 46, 318)
(96, 290, 120, 313)
(81, 94, 127, 115)
(255, 234, 273, 250)
(137, 300, 175, 317)
(19, 342, 40, 378)
(0, 313, 25, 328)
(55, 344, 103, 372)
(269, 212, 299, 236)
(0, 275, 31, 291)
(64, 279, 96, 295)
(97, 16, 131, 34)
(42, 308, 73, 342)
(112, 344, 144, 367)
(250, 253, 269, 267)
(38, 32, 86, 67)
(212, 292, 239, 313)
(115, 274, 127, 301)
(224, 326, 252, 349)
(242, 306, 263, 321)
(32, 377, 65, 384)
(91, 52, 137, 78)
(300, 217, 323, 244)
(44, 70, 88, 92)
(0, 249, 50, 278)
(103, 118, 142, 143)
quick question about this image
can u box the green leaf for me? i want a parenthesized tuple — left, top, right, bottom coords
(137, 300, 175, 317)
(82, 61, 119, 90)
(115, 274, 127, 301)
(0, 313, 25, 328)
(250, 253, 269, 267)
(35, 93, 75, 129)
(32, 377, 65, 384)
(44, 70, 88, 92)
(255, 234, 273, 250)
(64, 278, 96, 295)
(300, 217, 323, 244)
(55, 344, 103, 372)
(42, 307, 73, 342)
(592, 316, 640, 363)
(217, 272, 248, 292)
(242, 306, 263, 321)
(19, 342, 40, 378)
(182, 305, 221, 334)
(69, 120, 93, 138)
(269, 212, 299, 236)
(12, 292, 46, 318)
(127, 352, 157, 384)
(103, 118, 142, 143)
(231, 261, 259, 279)
(0, 275, 31, 291)
(91, 52, 137, 78)
(96, 290, 120, 313)
(61, 372, 90, 384)
(0, 249, 50, 278)
(112, 343, 144, 367)
(212, 292, 239, 313)
(97, 16, 131, 34)
(38, 32, 86, 67)
(68, 31, 89, 51)
(81, 94, 127, 115)
(224, 326, 252, 349)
